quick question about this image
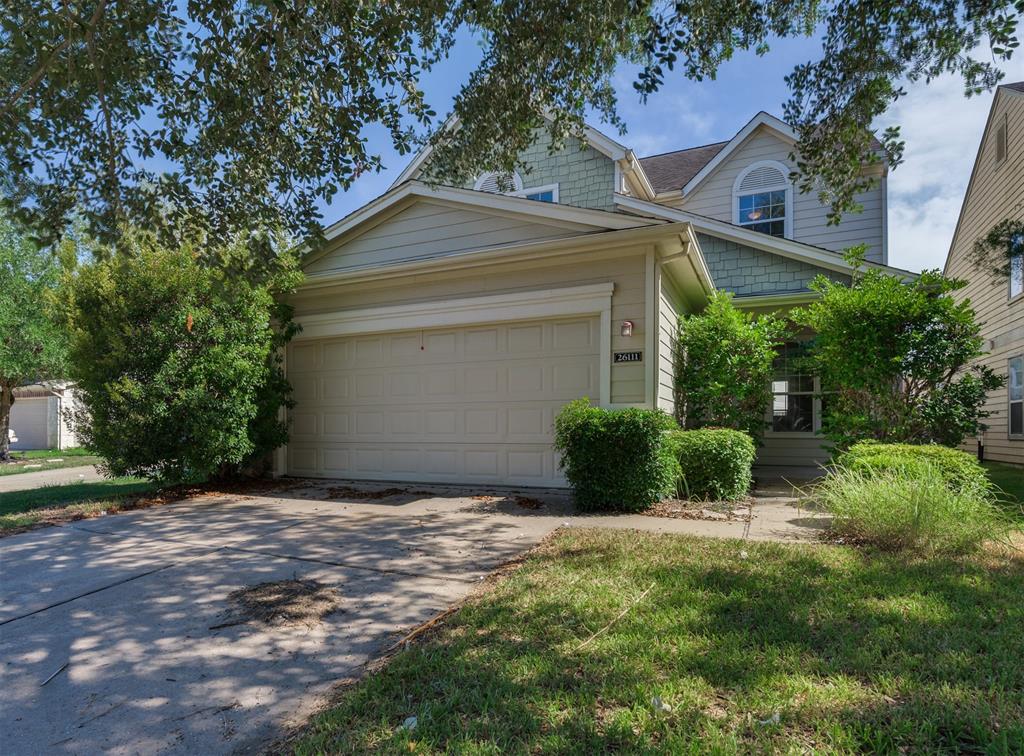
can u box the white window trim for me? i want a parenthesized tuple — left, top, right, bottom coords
(509, 182, 560, 202)
(732, 160, 794, 239)
(1010, 354, 1024, 440)
(1009, 236, 1023, 302)
(473, 170, 523, 192)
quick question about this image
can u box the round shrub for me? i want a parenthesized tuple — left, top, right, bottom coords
(554, 398, 679, 512)
(670, 428, 755, 502)
(837, 441, 991, 496)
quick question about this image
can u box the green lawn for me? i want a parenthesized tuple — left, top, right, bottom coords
(295, 530, 1023, 754)
(0, 447, 103, 476)
(986, 461, 1024, 512)
(0, 478, 156, 531)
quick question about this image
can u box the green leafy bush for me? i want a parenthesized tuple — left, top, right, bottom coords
(793, 265, 1002, 448)
(554, 399, 678, 512)
(675, 291, 786, 441)
(62, 233, 301, 484)
(837, 441, 991, 496)
(813, 465, 1007, 554)
(670, 428, 755, 502)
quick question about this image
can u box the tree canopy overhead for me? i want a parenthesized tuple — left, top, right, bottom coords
(3, 1, 1022, 250)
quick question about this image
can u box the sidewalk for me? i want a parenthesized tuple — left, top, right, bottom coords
(0, 465, 104, 493)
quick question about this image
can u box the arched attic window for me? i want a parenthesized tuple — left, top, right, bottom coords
(732, 160, 793, 238)
(473, 170, 523, 193)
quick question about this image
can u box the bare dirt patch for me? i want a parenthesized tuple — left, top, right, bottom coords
(645, 499, 752, 522)
(210, 578, 344, 630)
(514, 496, 544, 510)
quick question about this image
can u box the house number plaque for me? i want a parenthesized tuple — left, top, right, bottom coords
(613, 351, 643, 364)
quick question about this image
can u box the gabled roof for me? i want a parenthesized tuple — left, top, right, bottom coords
(639, 141, 729, 194)
(389, 117, 631, 189)
(614, 193, 917, 279)
(942, 81, 1024, 275)
(678, 112, 798, 197)
(304, 180, 664, 272)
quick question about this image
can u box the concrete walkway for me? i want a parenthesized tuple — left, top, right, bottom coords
(0, 464, 105, 493)
(0, 480, 825, 755)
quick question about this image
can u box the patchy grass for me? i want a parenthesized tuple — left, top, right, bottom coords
(0, 448, 103, 476)
(294, 529, 1023, 755)
(0, 479, 156, 532)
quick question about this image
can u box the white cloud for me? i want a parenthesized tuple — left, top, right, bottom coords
(882, 59, 1024, 271)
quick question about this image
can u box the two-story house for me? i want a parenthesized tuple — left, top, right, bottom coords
(278, 112, 911, 486)
(943, 82, 1024, 466)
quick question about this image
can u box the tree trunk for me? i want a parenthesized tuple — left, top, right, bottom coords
(0, 382, 14, 462)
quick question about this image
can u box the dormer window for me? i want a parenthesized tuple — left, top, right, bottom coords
(733, 161, 792, 238)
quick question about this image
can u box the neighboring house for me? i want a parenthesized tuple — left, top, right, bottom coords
(943, 82, 1024, 466)
(278, 112, 912, 486)
(8, 382, 80, 451)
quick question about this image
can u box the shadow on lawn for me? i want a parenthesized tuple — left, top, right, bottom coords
(295, 533, 1024, 754)
(0, 479, 156, 514)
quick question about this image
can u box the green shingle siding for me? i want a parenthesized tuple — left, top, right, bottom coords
(697, 233, 850, 296)
(454, 128, 616, 211)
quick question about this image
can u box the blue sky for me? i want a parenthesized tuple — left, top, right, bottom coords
(320, 32, 1024, 273)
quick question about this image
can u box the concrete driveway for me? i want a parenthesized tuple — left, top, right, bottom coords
(0, 481, 568, 755)
(0, 479, 825, 755)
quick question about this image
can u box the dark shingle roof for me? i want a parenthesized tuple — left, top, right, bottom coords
(1001, 81, 1024, 93)
(638, 141, 729, 194)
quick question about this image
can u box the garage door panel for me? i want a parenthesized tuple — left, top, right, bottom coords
(288, 316, 599, 485)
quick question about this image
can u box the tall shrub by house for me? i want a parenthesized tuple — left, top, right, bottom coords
(61, 232, 301, 483)
(554, 399, 678, 512)
(793, 262, 1002, 449)
(675, 292, 786, 441)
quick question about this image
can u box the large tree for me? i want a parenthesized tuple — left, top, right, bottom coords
(0, 211, 67, 461)
(2, 1, 1022, 252)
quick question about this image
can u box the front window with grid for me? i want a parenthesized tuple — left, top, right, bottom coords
(738, 191, 787, 237)
(1010, 355, 1023, 438)
(770, 342, 818, 433)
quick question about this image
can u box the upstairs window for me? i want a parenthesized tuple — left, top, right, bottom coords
(511, 183, 559, 203)
(733, 161, 792, 238)
(1011, 234, 1023, 300)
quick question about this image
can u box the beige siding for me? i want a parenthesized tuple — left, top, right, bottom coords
(306, 202, 587, 276)
(945, 88, 1024, 465)
(292, 246, 651, 405)
(666, 128, 887, 263)
(757, 435, 832, 468)
(657, 275, 683, 415)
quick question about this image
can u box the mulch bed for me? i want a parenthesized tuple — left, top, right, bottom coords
(644, 499, 753, 522)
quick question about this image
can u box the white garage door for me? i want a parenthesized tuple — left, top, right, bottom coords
(286, 316, 599, 486)
(9, 397, 51, 450)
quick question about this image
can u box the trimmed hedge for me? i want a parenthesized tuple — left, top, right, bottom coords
(554, 399, 678, 512)
(837, 442, 990, 496)
(670, 428, 756, 502)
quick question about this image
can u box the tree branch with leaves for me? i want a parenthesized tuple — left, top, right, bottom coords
(2, 0, 1022, 253)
